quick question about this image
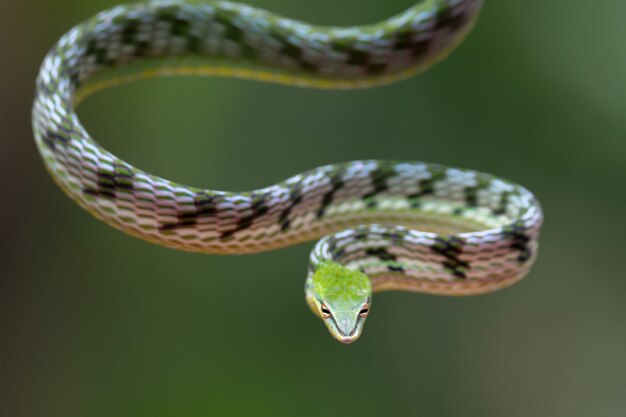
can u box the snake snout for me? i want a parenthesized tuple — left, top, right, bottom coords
(336, 326, 360, 344)
(337, 318, 357, 337)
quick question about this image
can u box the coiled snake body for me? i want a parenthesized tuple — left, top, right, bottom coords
(33, 0, 543, 343)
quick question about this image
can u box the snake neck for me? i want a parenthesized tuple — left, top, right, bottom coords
(308, 212, 542, 296)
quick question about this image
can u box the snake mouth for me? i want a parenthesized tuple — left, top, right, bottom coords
(337, 334, 360, 344)
(334, 321, 362, 344)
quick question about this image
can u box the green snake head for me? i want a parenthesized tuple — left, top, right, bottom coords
(306, 261, 372, 344)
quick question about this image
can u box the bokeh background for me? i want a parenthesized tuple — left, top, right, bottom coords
(2, 0, 626, 416)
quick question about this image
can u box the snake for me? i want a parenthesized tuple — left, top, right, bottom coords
(32, 0, 543, 344)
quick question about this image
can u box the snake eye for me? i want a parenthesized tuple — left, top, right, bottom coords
(320, 305, 331, 318)
(359, 305, 369, 317)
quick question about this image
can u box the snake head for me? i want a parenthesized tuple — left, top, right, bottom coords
(306, 261, 372, 344)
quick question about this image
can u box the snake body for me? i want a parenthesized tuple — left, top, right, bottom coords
(33, 0, 543, 343)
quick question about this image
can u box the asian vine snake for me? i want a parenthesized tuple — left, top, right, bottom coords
(32, 0, 543, 343)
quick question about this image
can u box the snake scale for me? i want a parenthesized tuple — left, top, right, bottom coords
(33, 0, 543, 343)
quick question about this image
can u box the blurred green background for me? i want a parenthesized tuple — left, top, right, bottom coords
(2, 0, 626, 416)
